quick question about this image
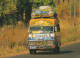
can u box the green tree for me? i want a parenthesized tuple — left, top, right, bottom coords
(0, 0, 57, 26)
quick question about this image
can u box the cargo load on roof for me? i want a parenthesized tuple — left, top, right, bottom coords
(31, 6, 54, 19)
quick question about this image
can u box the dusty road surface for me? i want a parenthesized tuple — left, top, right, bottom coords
(8, 42, 80, 58)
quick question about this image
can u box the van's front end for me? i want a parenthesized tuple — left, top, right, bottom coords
(28, 19, 60, 54)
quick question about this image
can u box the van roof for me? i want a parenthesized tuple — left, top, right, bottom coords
(29, 18, 56, 26)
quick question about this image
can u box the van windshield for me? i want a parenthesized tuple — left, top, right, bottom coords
(30, 26, 53, 31)
(30, 27, 41, 31)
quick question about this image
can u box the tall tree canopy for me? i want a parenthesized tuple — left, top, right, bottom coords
(0, 0, 79, 26)
(30, 0, 56, 6)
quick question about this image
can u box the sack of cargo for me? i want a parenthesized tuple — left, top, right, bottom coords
(31, 10, 53, 19)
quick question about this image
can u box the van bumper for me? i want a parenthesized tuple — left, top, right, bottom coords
(29, 46, 55, 50)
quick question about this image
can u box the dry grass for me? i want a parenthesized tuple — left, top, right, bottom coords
(0, 25, 29, 56)
(60, 19, 80, 44)
(57, 2, 79, 44)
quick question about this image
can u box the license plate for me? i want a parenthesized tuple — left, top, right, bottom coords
(30, 47, 36, 49)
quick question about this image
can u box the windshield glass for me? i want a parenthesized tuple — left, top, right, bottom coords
(42, 26, 53, 31)
(30, 26, 53, 31)
(30, 27, 41, 31)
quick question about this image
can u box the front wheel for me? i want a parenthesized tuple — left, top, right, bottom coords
(29, 49, 36, 54)
(53, 46, 60, 54)
(29, 49, 33, 54)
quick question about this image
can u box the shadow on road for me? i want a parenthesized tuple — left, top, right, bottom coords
(7, 51, 74, 58)
(59, 51, 74, 54)
(34, 50, 74, 55)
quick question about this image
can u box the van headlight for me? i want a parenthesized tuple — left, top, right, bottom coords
(29, 34, 32, 37)
(51, 34, 55, 37)
(47, 34, 55, 37)
(29, 34, 36, 37)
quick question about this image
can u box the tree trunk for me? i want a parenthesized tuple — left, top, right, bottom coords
(24, 2, 33, 25)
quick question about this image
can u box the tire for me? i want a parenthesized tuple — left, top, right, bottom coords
(34, 50, 36, 54)
(29, 49, 33, 54)
(29, 50, 36, 54)
(53, 46, 60, 54)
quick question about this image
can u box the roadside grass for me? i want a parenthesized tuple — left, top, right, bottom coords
(57, 2, 79, 44)
(0, 46, 29, 56)
(0, 25, 29, 56)
(60, 19, 80, 44)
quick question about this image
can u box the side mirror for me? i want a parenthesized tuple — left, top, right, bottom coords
(54, 26, 57, 32)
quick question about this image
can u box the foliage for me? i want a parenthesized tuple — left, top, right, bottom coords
(0, 0, 56, 26)
(0, 0, 17, 14)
